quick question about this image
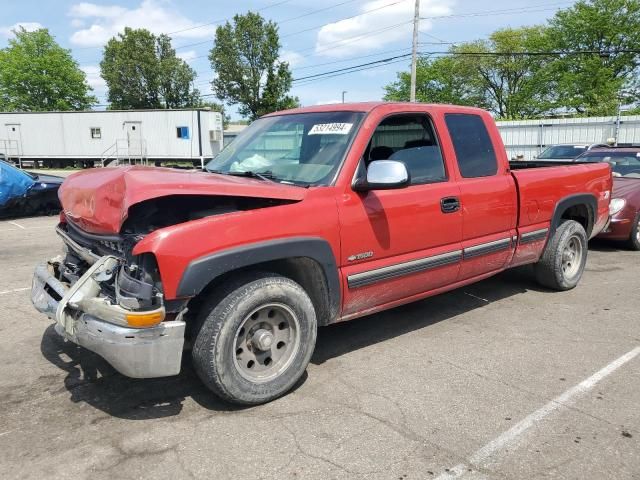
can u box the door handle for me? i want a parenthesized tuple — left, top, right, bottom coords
(440, 196, 460, 213)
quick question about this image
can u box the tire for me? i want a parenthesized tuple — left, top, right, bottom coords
(626, 213, 640, 251)
(192, 272, 317, 405)
(534, 220, 588, 291)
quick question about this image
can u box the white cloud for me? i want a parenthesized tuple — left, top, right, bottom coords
(68, 0, 216, 47)
(315, 0, 454, 58)
(70, 18, 86, 28)
(315, 99, 342, 105)
(81, 65, 107, 91)
(280, 50, 304, 68)
(177, 50, 197, 61)
(0, 22, 43, 37)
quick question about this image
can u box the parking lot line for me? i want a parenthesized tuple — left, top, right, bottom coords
(0, 287, 30, 295)
(7, 221, 26, 229)
(435, 346, 640, 479)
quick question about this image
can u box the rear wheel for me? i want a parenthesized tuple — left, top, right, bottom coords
(534, 220, 588, 290)
(626, 213, 640, 251)
(192, 272, 317, 405)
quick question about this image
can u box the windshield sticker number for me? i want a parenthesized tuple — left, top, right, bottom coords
(308, 123, 353, 135)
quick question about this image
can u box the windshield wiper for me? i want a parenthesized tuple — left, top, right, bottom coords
(210, 169, 278, 183)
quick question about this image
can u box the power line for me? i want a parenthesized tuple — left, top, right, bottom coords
(292, 53, 412, 81)
(419, 1, 573, 21)
(289, 48, 640, 86)
(73, 0, 295, 51)
(281, 0, 409, 38)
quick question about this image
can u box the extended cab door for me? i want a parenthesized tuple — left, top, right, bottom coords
(338, 113, 463, 319)
(443, 113, 518, 280)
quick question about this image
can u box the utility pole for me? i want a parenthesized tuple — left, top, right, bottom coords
(342, 90, 347, 103)
(410, 0, 420, 102)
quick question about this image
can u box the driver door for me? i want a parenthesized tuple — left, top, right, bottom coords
(337, 113, 463, 318)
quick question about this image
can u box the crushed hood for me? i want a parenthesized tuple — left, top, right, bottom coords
(59, 166, 306, 234)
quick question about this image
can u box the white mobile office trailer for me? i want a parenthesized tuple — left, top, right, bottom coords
(0, 108, 224, 168)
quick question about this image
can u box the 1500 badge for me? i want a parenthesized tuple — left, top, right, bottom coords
(347, 251, 374, 261)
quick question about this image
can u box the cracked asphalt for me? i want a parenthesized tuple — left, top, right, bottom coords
(1, 215, 638, 479)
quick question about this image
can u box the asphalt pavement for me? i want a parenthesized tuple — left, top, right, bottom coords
(0, 215, 638, 479)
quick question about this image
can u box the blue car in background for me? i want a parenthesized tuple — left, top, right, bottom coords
(0, 159, 64, 218)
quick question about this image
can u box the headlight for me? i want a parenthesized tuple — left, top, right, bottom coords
(609, 198, 626, 215)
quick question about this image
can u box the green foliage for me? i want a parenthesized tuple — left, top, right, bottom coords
(384, 56, 488, 108)
(547, 0, 640, 115)
(385, 0, 640, 118)
(0, 28, 96, 111)
(209, 12, 298, 120)
(101, 28, 200, 109)
(385, 26, 554, 119)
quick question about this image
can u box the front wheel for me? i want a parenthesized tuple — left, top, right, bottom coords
(192, 272, 317, 405)
(626, 213, 640, 251)
(534, 220, 588, 290)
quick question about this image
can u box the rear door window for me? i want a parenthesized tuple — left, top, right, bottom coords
(445, 114, 498, 178)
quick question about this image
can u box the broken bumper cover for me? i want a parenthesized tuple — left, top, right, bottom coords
(31, 258, 185, 378)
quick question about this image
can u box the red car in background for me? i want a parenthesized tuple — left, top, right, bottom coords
(577, 146, 640, 250)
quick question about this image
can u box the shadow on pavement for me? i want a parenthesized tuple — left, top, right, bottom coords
(312, 266, 538, 365)
(588, 238, 631, 252)
(39, 266, 543, 419)
(40, 324, 242, 419)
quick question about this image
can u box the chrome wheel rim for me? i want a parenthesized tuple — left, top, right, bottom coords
(233, 303, 301, 383)
(636, 219, 640, 243)
(561, 235, 583, 280)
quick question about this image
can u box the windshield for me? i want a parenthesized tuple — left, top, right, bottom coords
(538, 145, 587, 159)
(206, 111, 364, 186)
(580, 151, 640, 178)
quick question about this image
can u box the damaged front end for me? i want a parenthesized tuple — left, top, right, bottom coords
(31, 218, 185, 378)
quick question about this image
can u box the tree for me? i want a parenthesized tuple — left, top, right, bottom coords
(101, 28, 200, 109)
(547, 0, 640, 115)
(0, 27, 96, 111)
(453, 27, 555, 118)
(209, 12, 298, 120)
(384, 56, 488, 108)
(385, 27, 555, 119)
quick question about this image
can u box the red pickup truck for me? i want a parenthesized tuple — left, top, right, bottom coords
(31, 103, 612, 405)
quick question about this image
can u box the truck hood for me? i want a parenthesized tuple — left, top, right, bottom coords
(59, 166, 306, 235)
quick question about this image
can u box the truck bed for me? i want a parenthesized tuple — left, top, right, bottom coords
(510, 160, 611, 235)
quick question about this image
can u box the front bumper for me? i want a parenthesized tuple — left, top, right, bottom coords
(32, 257, 185, 378)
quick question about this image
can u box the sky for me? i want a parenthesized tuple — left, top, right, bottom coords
(0, 0, 575, 119)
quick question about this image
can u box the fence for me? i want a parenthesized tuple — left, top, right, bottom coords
(496, 115, 640, 160)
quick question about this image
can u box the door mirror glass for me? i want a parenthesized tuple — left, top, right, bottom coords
(355, 160, 410, 191)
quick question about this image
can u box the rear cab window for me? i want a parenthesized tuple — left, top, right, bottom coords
(445, 113, 498, 178)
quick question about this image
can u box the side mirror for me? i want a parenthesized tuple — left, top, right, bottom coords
(354, 160, 410, 191)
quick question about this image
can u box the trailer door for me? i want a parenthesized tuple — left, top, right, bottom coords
(4, 124, 22, 157)
(123, 121, 143, 156)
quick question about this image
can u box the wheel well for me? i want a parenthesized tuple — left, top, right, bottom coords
(186, 257, 334, 331)
(560, 203, 592, 235)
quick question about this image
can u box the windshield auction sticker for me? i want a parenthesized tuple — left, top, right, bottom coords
(308, 123, 353, 135)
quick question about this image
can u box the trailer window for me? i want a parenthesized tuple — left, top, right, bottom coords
(177, 126, 190, 139)
(90, 127, 101, 139)
(445, 114, 498, 178)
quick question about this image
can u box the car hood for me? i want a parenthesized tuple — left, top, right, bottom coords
(31, 173, 65, 186)
(612, 177, 640, 202)
(59, 166, 306, 235)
